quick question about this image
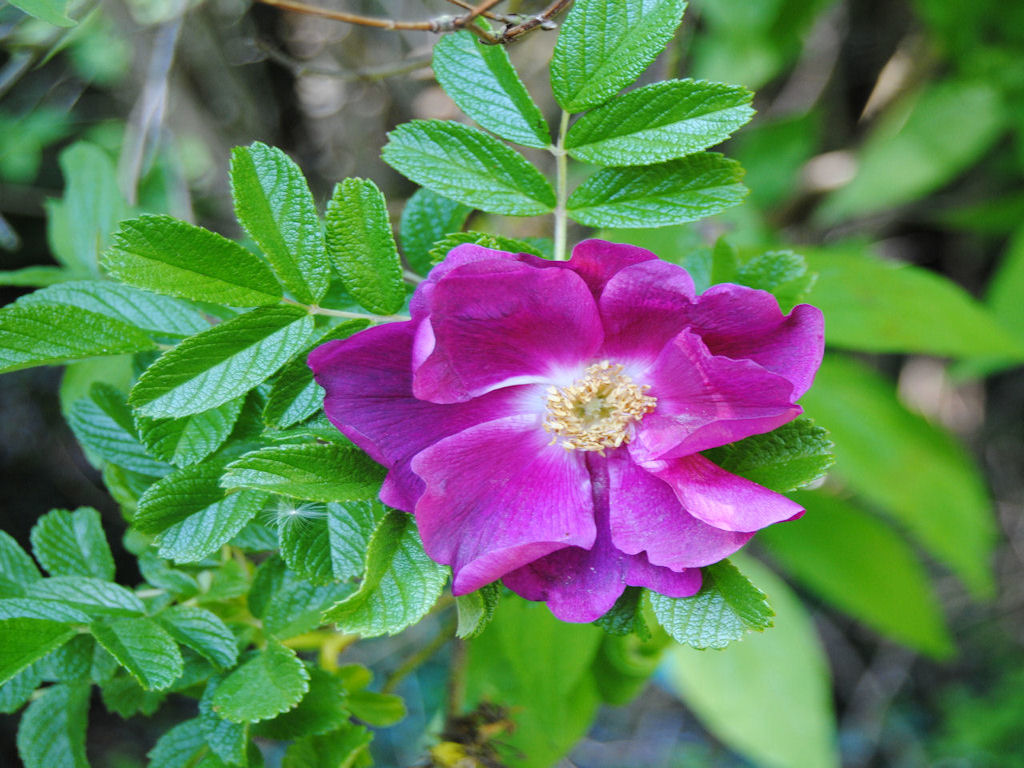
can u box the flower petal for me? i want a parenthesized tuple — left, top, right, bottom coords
(631, 329, 800, 461)
(502, 453, 701, 622)
(606, 450, 753, 569)
(308, 321, 530, 510)
(412, 259, 603, 403)
(597, 258, 696, 366)
(690, 284, 825, 398)
(410, 414, 596, 594)
(644, 452, 805, 532)
(567, 239, 659, 297)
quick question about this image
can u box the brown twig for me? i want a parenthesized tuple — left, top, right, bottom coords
(253, 0, 572, 44)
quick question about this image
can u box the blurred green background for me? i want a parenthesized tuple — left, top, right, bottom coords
(3, 1, 1024, 766)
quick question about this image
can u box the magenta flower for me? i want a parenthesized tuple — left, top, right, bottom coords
(308, 241, 824, 622)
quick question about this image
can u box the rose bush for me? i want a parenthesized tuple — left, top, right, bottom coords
(309, 240, 824, 621)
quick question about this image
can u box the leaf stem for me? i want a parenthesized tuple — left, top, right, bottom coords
(552, 109, 570, 261)
(282, 297, 409, 323)
(382, 616, 456, 694)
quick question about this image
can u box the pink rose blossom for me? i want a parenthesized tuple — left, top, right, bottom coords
(309, 240, 824, 622)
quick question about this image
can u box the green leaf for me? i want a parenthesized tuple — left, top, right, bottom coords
(251, 558, 353, 640)
(703, 418, 834, 493)
(212, 641, 311, 723)
(157, 606, 239, 669)
(800, 355, 997, 598)
(101, 674, 167, 720)
(9, 0, 76, 26)
(256, 666, 349, 739)
(566, 154, 747, 228)
(68, 385, 171, 476)
(0, 661, 44, 713)
(199, 676, 248, 765)
(427, 231, 545, 266)
(130, 306, 316, 418)
(733, 249, 816, 310)
(382, 120, 556, 216)
(760, 491, 954, 658)
(455, 583, 500, 639)
(221, 443, 385, 502)
(16, 281, 208, 338)
(26, 576, 146, 616)
(90, 616, 184, 690)
(975, 224, 1024, 373)
(263, 320, 369, 429)
(662, 557, 839, 768)
(324, 178, 406, 315)
(818, 80, 1005, 223)
(0, 303, 157, 374)
(30, 507, 116, 580)
(550, 0, 689, 112)
(648, 559, 772, 649)
(591, 632, 662, 706)
(46, 142, 128, 275)
(345, 689, 405, 727)
(279, 510, 333, 585)
(464, 598, 604, 768)
(0, 530, 43, 588)
(133, 459, 226, 535)
(282, 725, 372, 768)
(593, 586, 650, 639)
(103, 215, 283, 307)
(322, 512, 448, 637)
(136, 397, 245, 468)
(803, 244, 1024, 358)
(0, 266, 75, 287)
(566, 79, 754, 166)
(146, 718, 207, 768)
(433, 29, 550, 148)
(0, 619, 78, 685)
(399, 189, 473, 276)
(231, 142, 330, 304)
(327, 500, 386, 581)
(0, 599, 93, 624)
(16, 683, 91, 768)
(156, 491, 268, 564)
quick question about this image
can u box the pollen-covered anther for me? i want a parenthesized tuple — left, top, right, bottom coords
(543, 361, 656, 452)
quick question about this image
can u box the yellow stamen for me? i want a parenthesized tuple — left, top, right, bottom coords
(543, 361, 656, 453)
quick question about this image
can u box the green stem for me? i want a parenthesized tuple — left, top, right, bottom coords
(552, 109, 570, 261)
(282, 297, 409, 323)
(382, 617, 456, 694)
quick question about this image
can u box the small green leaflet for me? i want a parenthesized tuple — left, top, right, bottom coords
(433, 29, 550, 148)
(732, 250, 816, 311)
(428, 231, 546, 265)
(399, 188, 473, 276)
(212, 641, 310, 723)
(592, 586, 650, 639)
(16, 683, 91, 768)
(0, 618, 78, 685)
(15, 280, 208, 338)
(0, 662, 44, 714)
(322, 511, 449, 637)
(200, 675, 249, 765)
(255, 666, 350, 740)
(0, 531, 42, 588)
(90, 616, 184, 691)
(324, 178, 405, 315)
(221, 443, 385, 502)
(133, 460, 227, 535)
(251, 558, 353, 640)
(382, 120, 556, 216)
(9, 0, 76, 26)
(327, 500, 386, 581)
(567, 154, 747, 228)
(68, 384, 171, 476)
(346, 689, 406, 726)
(282, 725, 372, 768)
(103, 214, 283, 307)
(231, 142, 330, 304)
(30, 507, 116, 581)
(566, 79, 754, 166)
(550, 0, 689, 112)
(0, 599, 92, 624)
(136, 396, 245, 467)
(26, 576, 146, 617)
(130, 306, 316, 418)
(156, 605, 239, 669)
(0, 303, 156, 374)
(704, 418, 834, 493)
(455, 582, 500, 639)
(100, 672, 167, 721)
(155, 491, 269, 564)
(147, 718, 206, 768)
(648, 560, 773, 649)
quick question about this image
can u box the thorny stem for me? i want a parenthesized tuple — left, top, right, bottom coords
(552, 110, 571, 261)
(382, 617, 457, 694)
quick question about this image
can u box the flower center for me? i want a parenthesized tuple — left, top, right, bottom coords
(543, 361, 656, 452)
